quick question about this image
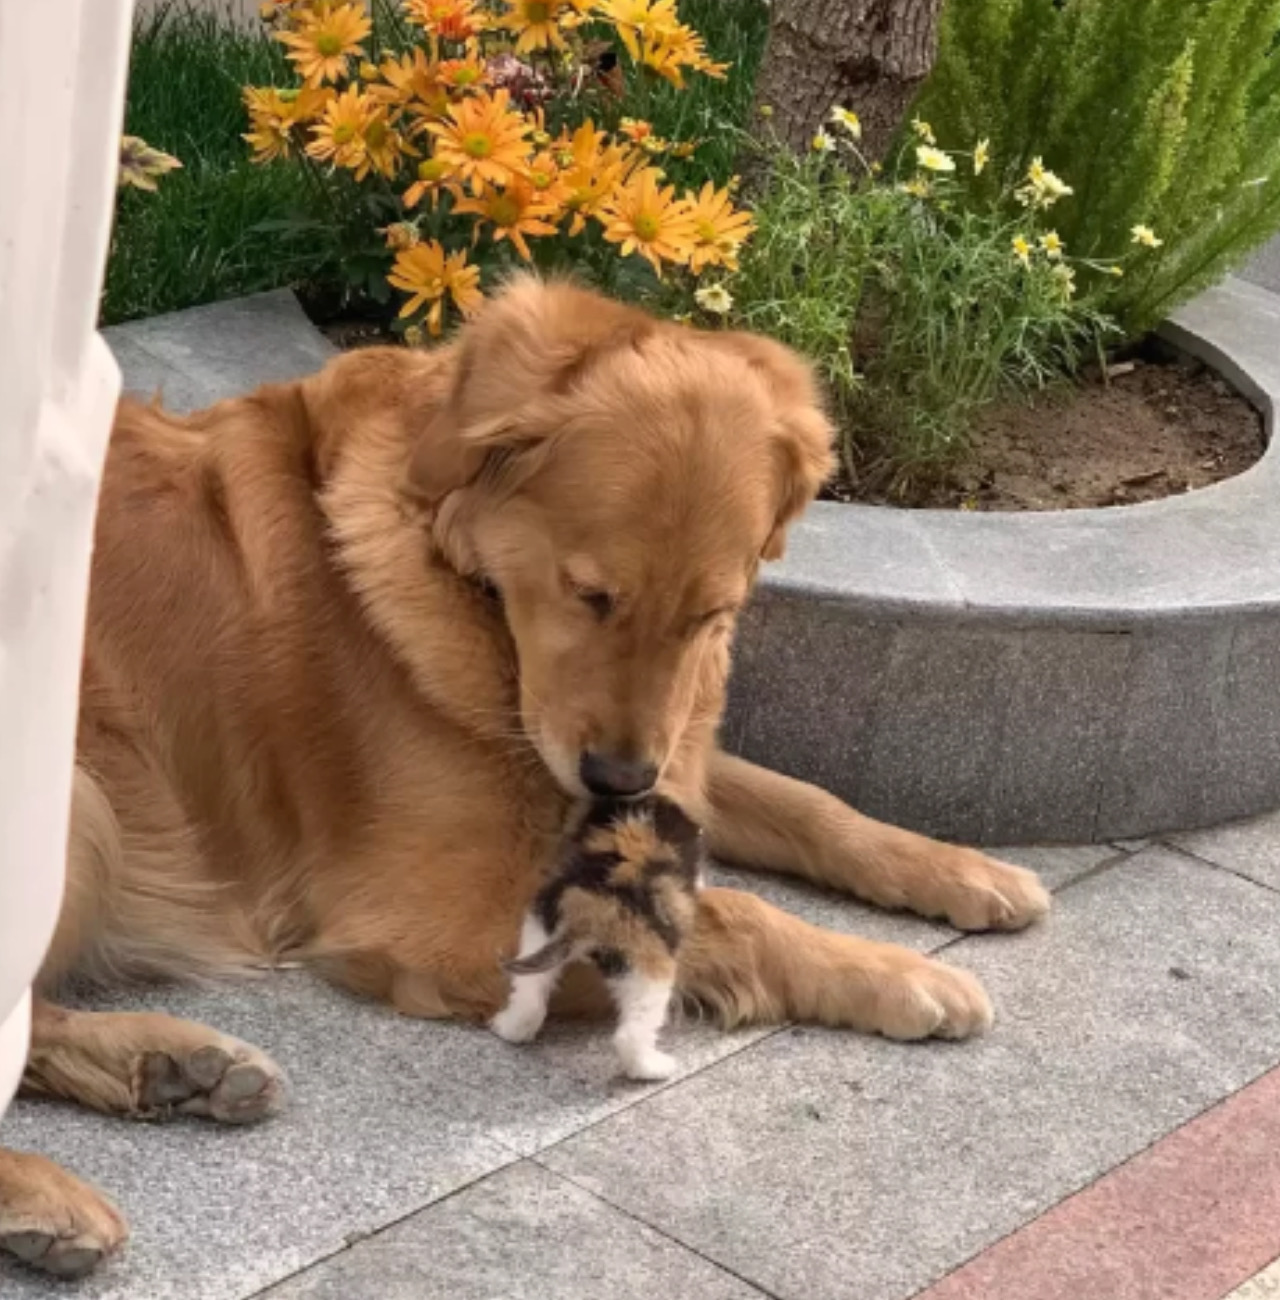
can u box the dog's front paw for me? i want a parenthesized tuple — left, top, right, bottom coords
(924, 849, 1051, 932)
(618, 1047, 678, 1081)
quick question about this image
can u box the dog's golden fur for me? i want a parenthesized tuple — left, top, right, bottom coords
(1, 279, 1051, 1274)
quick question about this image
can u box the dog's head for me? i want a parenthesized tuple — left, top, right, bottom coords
(408, 277, 833, 798)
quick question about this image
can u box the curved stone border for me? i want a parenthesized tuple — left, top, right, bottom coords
(726, 277, 1280, 844)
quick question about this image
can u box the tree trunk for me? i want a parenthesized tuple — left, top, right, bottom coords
(751, 0, 944, 164)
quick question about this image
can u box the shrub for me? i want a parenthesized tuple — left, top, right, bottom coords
(698, 118, 1125, 491)
(915, 0, 1280, 334)
(241, 0, 755, 337)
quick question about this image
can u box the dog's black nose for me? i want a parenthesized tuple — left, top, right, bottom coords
(579, 752, 658, 798)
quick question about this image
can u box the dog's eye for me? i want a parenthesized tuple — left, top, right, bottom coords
(576, 587, 616, 620)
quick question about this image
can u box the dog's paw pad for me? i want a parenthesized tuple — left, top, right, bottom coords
(135, 1041, 285, 1124)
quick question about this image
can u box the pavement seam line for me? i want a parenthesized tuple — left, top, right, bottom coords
(1161, 840, 1280, 899)
(532, 1159, 783, 1300)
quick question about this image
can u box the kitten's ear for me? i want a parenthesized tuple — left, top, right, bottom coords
(504, 933, 574, 976)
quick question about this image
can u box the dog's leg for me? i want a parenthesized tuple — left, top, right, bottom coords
(704, 751, 1050, 931)
(679, 887, 993, 1039)
(0, 1147, 127, 1279)
(22, 1000, 285, 1124)
(609, 965, 677, 1081)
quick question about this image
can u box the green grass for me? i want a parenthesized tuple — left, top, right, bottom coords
(103, 3, 326, 325)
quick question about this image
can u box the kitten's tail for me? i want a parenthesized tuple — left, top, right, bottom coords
(503, 931, 576, 976)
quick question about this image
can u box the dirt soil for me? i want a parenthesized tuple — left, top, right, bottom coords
(825, 354, 1266, 511)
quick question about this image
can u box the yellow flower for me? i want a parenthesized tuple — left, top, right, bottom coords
(598, 0, 681, 63)
(828, 105, 861, 139)
(525, 148, 570, 206)
(275, 2, 371, 86)
(1016, 157, 1073, 209)
(1051, 263, 1076, 300)
(388, 241, 484, 333)
(454, 178, 561, 260)
(402, 153, 457, 207)
(973, 138, 990, 175)
(682, 180, 754, 274)
(499, 0, 587, 53)
(1131, 224, 1163, 248)
(306, 85, 373, 170)
(118, 135, 182, 191)
(599, 167, 697, 274)
(425, 88, 531, 194)
(371, 49, 450, 128)
(403, 324, 427, 347)
(911, 117, 936, 144)
(694, 283, 733, 315)
(361, 112, 414, 179)
(1012, 234, 1032, 268)
(243, 86, 332, 162)
(557, 123, 628, 235)
(1106, 264, 1125, 278)
(916, 145, 955, 173)
(811, 130, 835, 153)
(437, 55, 489, 93)
(401, 0, 483, 40)
(899, 177, 931, 199)
(757, 104, 774, 119)
(640, 22, 727, 86)
(1038, 230, 1064, 260)
(383, 221, 420, 249)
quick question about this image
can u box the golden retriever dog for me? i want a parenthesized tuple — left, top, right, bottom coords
(0, 278, 1050, 1278)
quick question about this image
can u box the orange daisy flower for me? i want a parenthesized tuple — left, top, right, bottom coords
(242, 86, 332, 162)
(598, 167, 696, 274)
(402, 152, 458, 208)
(682, 181, 755, 273)
(306, 85, 373, 169)
(371, 49, 451, 129)
(453, 178, 560, 260)
(437, 55, 489, 93)
(388, 242, 484, 333)
(499, 0, 588, 53)
(556, 120, 628, 235)
(275, 2, 371, 86)
(401, 0, 484, 40)
(425, 88, 531, 194)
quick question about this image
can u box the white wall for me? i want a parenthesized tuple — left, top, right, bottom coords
(0, 0, 133, 1115)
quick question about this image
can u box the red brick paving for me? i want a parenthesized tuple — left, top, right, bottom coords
(915, 1065, 1280, 1300)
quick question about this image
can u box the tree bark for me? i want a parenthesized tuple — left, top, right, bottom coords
(750, 0, 944, 164)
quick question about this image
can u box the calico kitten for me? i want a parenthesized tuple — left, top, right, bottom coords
(490, 794, 704, 1080)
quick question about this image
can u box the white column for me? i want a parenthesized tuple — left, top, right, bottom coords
(0, 0, 134, 1114)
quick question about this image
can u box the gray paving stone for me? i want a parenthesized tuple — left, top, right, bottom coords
(1173, 808, 1280, 890)
(105, 290, 335, 413)
(0, 968, 767, 1300)
(541, 848, 1280, 1300)
(263, 1161, 765, 1300)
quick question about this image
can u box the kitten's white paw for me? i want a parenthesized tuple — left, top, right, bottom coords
(620, 1048, 678, 1081)
(490, 1005, 545, 1044)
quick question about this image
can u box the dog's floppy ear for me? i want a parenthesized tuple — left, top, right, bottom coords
(708, 331, 835, 561)
(407, 275, 652, 504)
